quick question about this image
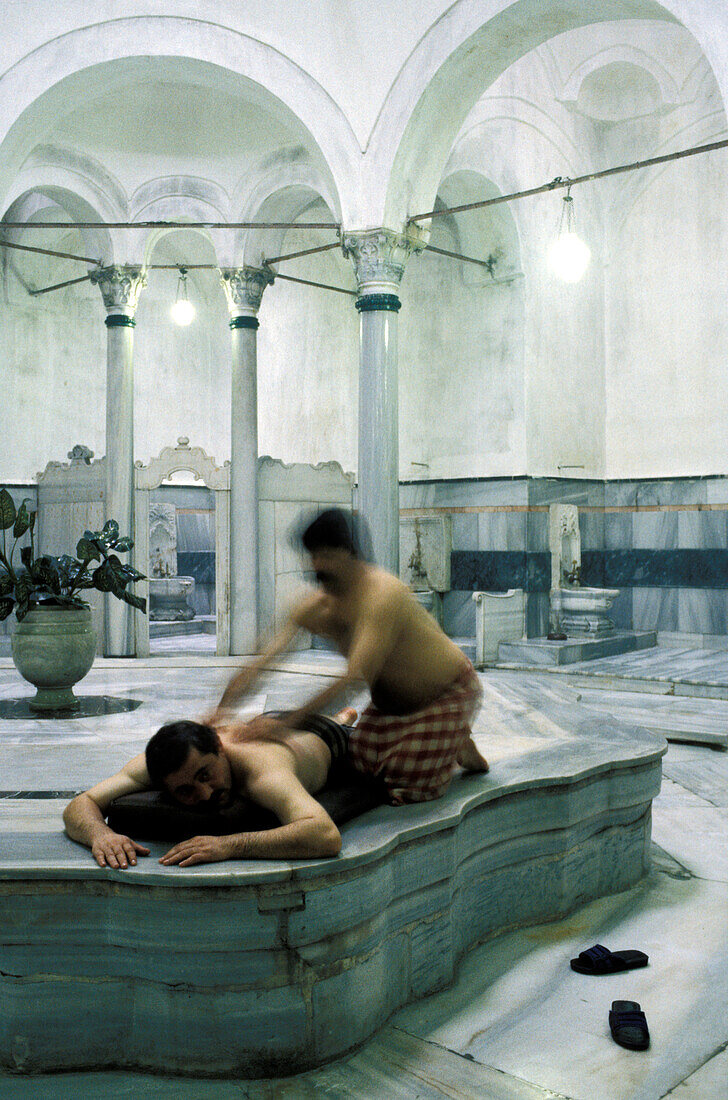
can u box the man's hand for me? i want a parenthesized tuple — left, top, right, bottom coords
(91, 831, 150, 869)
(159, 835, 232, 868)
(228, 714, 290, 742)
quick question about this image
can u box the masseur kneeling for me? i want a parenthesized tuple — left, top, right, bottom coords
(209, 509, 489, 806)
(63, 708, 355, 868)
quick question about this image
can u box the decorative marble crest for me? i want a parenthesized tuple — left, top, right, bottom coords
(67, 444, 94, 466)
(89, 265, 147, 316)
(135, 437, 230, 491)
(342, 229, 424, 292)
(219, 266, 274, 316)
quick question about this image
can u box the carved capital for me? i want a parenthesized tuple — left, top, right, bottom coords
(219, 266, 274, 318)
(89, 265, 147, 318)
(342, 229, 423, 294)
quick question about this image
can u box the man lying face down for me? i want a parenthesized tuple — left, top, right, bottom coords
(62, 709, 355, 869)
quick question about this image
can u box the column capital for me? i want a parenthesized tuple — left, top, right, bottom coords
(342, 228, 424, 296)
(89, 265, 147, 324)
(219, 266, 275, 323)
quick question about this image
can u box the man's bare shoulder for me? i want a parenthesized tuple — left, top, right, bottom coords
(362, 566, 411, 608)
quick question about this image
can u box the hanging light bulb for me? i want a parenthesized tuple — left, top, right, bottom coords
(170, 266, 196, 325)
(547, 184, 591, 283)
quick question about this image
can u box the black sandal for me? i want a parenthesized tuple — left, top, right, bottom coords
(609, 1000, 650, 1050)
(570, 944, 649, 975)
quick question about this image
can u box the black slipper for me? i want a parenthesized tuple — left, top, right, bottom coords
(570, 944, 649, 975)
(609, 1000, 650, 1050)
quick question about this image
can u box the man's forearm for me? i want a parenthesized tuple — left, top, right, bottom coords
(63, 794, 113, 849)
(217, 624, 297, 711)
(286, 673, 358, 728)
(226, 816, 341, 860)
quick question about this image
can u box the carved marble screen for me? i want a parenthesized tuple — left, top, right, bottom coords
(36, 448, 106, 655)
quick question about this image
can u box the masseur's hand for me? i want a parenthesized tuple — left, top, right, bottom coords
(240, 714, 289, 740)
(159, 835, 232, 868)
(91, 830, 150, 869)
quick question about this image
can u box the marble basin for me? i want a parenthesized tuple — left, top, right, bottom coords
(0, 685, 665, 1079)
(554, 586, 620, 637)
(557, 586, 620, 614)
(149, 576, 196, 621)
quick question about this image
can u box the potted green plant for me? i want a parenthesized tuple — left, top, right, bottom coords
(0, 488, 146, 711)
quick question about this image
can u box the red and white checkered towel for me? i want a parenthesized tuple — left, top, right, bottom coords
(349, 662, 483, 805)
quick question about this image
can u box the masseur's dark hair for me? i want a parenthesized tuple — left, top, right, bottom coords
(299, 508, 361, 557)
(145, 720, 219, 788)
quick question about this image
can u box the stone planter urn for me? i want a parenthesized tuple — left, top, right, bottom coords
(11, 606, 96, 711)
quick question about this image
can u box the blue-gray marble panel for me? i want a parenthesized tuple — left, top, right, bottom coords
(610, 587, 633, 631)
(677, 511, 728, 549)
(176, 511, 214, 553)
(601, 549, 728, 588)
(526, 511, 548, 552)
(527, 479, 599, 507)
(479, 512, 527, 551)
(432, 480, 528, 509)
(400, 483, 437, 508)
(452, 513, 478, 551)
(526, 592, 550, 638)
(605, 512, 633, 550)
(706, 479, 728, 505)
(678, 589, 728, 635)
(608, 479, 707, 508)
(633, 587, 679, 632)
(579, 512, 604, 551)
(632, 511, 678, 550)
(443, 592, 475, 637)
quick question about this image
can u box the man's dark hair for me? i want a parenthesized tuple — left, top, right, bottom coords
(145, 720, 219, 788)
(299, 508, 360, 557)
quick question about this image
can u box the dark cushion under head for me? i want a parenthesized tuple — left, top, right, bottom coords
(107, 768, 386, 842)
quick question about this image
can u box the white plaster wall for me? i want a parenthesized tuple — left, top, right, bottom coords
(1, 268, 106, 482)
(605, 146, 728, 477)
(257, 236, 359, 470)
(399, 223, 526, 480)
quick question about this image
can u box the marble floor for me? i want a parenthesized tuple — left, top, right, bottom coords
(0, 650, 726, 1099)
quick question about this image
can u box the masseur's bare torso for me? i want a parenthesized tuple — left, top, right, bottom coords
(295, 566, 468, 714)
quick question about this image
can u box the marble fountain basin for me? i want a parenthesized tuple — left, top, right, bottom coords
(557, 586, 620, 613)
(0, 682, 666, 1078)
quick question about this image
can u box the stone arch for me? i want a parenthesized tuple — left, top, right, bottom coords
(0, 17, 360, 222)
(366, 0, 723, 227)
(234, 182, 340, 270)
(561, 45, 680, 107)
(1, 186, 114, 279)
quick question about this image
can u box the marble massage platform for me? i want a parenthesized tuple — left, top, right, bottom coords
(0, 660, 667, 1078)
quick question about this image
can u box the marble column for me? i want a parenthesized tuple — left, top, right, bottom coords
(342, 230, 422, 573)
(89, 264, 147, 656)
(219, 266, 274, 654)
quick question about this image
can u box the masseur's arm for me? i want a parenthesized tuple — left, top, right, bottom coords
(282, 590, 399, 726)
(159, 764, 341, 866)
(210, 615, 301, 721)
(63, 755, 151, 869)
